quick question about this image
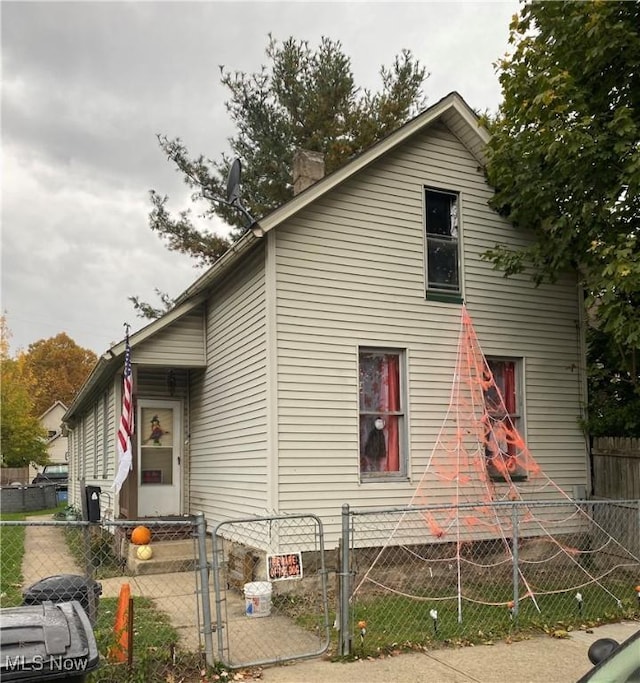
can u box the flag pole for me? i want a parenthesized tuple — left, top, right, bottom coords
(113, 324, 134, 494)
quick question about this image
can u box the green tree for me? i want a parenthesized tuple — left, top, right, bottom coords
(484, 2, 640, 408)
(19, 333, 97, 417)
(586, 327, 640, 437)
(0, 318, 47, 467)
(148, 35, 428, 263)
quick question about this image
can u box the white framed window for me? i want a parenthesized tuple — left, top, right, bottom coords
(359, 348, 407, 480)
(425, 187, 461, 298)
(484, 357, 527, 481)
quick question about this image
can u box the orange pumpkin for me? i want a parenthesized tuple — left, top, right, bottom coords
(131, 525, 151, 545)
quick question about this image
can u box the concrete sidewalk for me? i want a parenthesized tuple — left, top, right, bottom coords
(261, 620, 640, 683)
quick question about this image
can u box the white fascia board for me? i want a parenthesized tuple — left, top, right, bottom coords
(256, 92, 488, 235)
(64, 294, 206, 420)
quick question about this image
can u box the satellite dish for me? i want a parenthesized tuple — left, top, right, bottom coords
(226, 158, 242, 205)
(223, 157, 258, 230)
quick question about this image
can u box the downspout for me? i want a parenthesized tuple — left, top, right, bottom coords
(576, 283, 591, 497)
(265, 230, 279, 512)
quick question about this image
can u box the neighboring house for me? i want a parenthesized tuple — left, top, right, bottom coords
(63, 92, 589, 543)
(29, 401, 68, 482)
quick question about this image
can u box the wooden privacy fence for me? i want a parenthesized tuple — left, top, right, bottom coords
(591, 437, 640, 499)
(0, 467, 29, 485)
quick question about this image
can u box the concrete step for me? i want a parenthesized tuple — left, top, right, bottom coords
(126, 538, 212, 575)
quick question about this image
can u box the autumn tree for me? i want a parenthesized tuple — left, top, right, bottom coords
(19, 333, 97, 417)
(148, 35, 428, 262)
(0, 317, 48, 467)
(484, 1, 640, 432)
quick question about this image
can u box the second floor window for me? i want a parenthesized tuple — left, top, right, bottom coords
(425, 188, 460, 296)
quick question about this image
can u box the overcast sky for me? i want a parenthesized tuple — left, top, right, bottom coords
(2, 0, 519, 356)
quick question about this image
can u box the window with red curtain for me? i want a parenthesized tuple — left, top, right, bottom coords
(485, 358, 526, 481)
(359, 350, 405, 477)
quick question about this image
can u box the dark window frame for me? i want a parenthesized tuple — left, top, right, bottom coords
(424, 187, 462, 300)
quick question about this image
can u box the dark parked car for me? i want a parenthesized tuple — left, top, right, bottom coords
(32, 463, 68, 488)
(577, 629, 640, 682)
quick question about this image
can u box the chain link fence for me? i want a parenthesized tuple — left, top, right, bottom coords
(0, 513, 208, 681)
(1, 509, 332, 677)
(342, 499, 640, 656)
(2, 499, 639, 676)
(211, 513, 331, 669)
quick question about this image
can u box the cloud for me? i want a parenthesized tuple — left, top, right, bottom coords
(2, 140, 204, 352)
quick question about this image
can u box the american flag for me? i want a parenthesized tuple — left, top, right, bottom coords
(113, 334, 134, 494)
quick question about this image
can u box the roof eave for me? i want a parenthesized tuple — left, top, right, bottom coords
(171, 229, 259, 307)
(63, 294, 207, 421)
(257, 92, 488, 235)
(64, 93, 489, 423)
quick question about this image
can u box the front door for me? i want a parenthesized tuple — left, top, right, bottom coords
(137, 399, 182, 517)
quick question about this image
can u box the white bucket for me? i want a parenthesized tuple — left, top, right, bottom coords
(244, 581, 272, 618)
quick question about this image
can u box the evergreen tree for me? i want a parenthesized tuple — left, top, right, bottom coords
(149, 35, 428, 262)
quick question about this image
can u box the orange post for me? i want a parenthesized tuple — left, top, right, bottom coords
(109, 582, 131, 663)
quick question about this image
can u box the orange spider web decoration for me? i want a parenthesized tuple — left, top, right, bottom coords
(352, 305, 640, 622)
(413, 305, 544, 523)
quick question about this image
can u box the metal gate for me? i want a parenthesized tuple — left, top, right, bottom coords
(210, 513, 331, 668)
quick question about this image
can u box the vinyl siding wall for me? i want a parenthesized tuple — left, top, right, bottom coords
(189, 245, 269, 521)
(67, 310, 201, 519)
(68, 380, 117, 517)
(273, 122, 587, 539)
(133, 309, 206, 366)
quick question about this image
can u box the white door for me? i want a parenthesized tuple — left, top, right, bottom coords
(137, 399, 182, 517)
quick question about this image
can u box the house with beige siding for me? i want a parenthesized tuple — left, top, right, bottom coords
(63, 92, 589, 541)
(29, 401, 69, 483)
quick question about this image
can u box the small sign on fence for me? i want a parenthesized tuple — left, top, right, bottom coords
(267, 552, 303, 581)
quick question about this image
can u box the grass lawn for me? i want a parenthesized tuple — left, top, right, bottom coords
(89, 596, 203, 682)
(280, 574, 639, 659)
(0, 503, 65, 607)
(347, 579, 639, 657)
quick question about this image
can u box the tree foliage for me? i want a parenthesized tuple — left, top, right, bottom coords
(586, 327, 640, 437)
(19, 333, 97, 417)
(149, 35, 428, 264)
(485, 2, 640, 403)
(0, 318, 48, 467)
(128, 289, 174, 320)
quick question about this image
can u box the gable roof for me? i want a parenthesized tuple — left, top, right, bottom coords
(259, 91, 488, 234)
(64, 295, 205, 420)
(172, 91, 488, 308)
(38, 400, 68, 421)
(64, 91, 488, 421)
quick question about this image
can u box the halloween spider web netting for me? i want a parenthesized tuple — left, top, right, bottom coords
(352, 306, 640, 622)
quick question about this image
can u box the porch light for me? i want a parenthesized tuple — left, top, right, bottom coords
(166, 370, 176, 396)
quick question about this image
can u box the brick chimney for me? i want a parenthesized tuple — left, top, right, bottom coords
(292, 149, 325, 196)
